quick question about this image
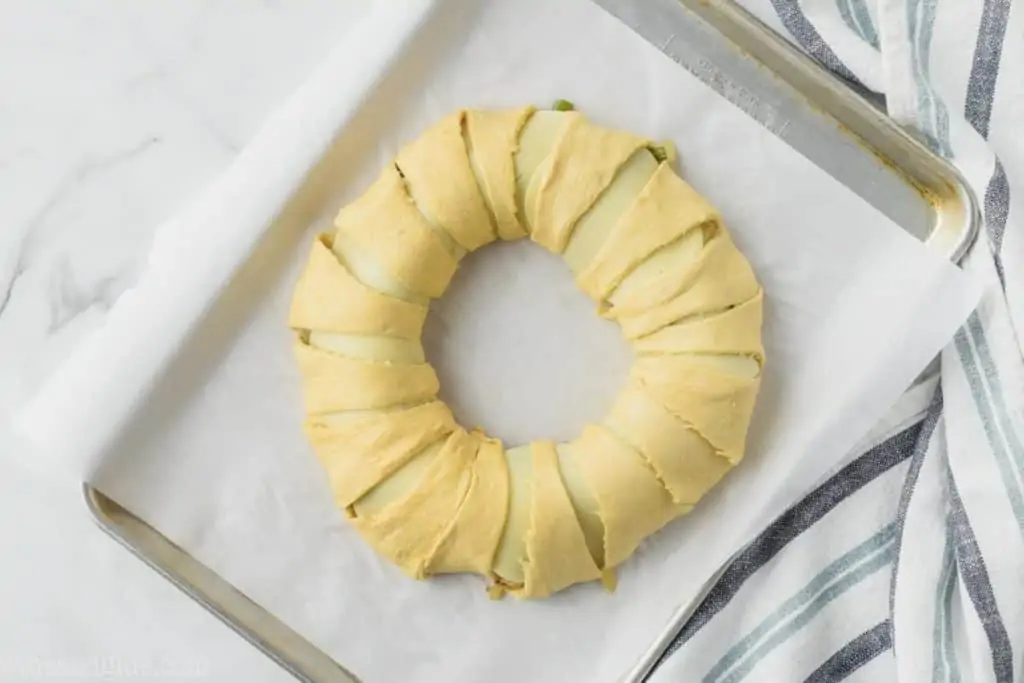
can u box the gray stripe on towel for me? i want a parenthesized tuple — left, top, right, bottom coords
(769, 0, 868, 89)
(965, 0, 1012, 139)
(889, 389, 943, 626)
(947, 468, 1014, 683)
(803, 620, 892, 683)
(964, 0, 1012, 273)
(655, 422, 923, 665)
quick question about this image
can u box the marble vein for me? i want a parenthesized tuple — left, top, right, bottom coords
(124, 66, 241, 153)
(72, 136, 163, 188)
(21, 136, 161, 250)
(47, 260, 130, 335)
(0, 266, 25, 319)
(0, 137, 161, 328)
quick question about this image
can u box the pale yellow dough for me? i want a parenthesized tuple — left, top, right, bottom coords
(289, 106, 764, 599)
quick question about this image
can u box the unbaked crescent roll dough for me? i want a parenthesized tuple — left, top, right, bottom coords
(289, 105, 764, 599)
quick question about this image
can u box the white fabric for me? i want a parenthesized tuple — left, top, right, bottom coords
(651, 0, 1024, 681)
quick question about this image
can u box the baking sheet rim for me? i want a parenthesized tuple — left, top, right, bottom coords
(76, 0, 981, 680)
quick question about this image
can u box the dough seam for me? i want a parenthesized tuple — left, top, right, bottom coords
(558, 147, 660, 258)
(637, 349, 765, 370)
(459, 114, 500, 244)
(597, 220, 716, 307)
(516, 112, 577, 235)
(341, 434, 450, 517)
(633, 375, 741, 465)
(394, 163, 467, 261)
(421, 445, 484, 572)
(601, 425, 677, 511)
(604, 415, 733, 506)
(526, 117, 649, 253)
(289, 105, 764, 599)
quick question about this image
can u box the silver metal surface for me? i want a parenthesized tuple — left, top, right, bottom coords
(84, 2, 981, 682)
(84, 486, 361, 683)
(595, 0, 979, 262)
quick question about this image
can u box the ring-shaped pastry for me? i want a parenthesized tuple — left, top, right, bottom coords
(289, 104, 764, 599)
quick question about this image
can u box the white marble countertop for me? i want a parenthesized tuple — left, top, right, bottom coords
(0, 2, 370, 679)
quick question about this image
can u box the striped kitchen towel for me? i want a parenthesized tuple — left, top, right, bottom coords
(648, 1, 1024, 681)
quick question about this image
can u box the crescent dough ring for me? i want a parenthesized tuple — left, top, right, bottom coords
(289, 104, 764, 599)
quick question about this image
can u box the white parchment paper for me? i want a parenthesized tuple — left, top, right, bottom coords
(24, 0, 982, 681)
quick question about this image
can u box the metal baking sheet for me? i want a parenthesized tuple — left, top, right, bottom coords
(84, 486, 360, 683)
(84, 1, 980, 682)
(594, 0, 977, 262)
